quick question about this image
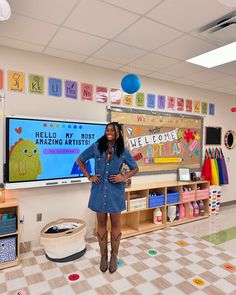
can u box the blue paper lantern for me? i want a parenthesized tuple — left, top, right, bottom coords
(121, 73, 141, 94)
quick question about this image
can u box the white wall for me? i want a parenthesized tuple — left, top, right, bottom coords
(0, 46, 235, 243)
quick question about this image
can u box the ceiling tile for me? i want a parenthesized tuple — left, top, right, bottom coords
(213, 87, 234, 95)
(9, 0, 78, 25)
(44, 48, 87, 63)
(155, 35, 217, 60)
(187, 69, 227, 83)
(214, 61, 236, 76)
(0, 37, 44, 53)
(146, 0, 233, 33)
(194, 82, 217, 89)
(147, 72, 177, 81)
(0, 14, 58, 45)
(115, 18, 183, 50)
(84, 57, 122, 70)
(172, 78, 197, 86)
(118, 66, 152, 76)
(101, 0, 162, 14)
(158, 61, 204, 78)
(93, 41, 146, 64)
(49, 28, 108, 56)
(201, 75, 236, 88)
(193, 83, 231, 94)
(64, 0, 139, 39)
(131, 53, 178, 71)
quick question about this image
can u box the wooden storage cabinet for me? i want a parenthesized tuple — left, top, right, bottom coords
(122, 181, 210, 239)
(0, 199, 20, 269)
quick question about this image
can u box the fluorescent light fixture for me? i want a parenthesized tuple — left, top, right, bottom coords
(0, 0, 11, 21)
(186, 41, 236, 68)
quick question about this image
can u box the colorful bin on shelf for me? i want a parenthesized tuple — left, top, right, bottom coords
(148, 194, 165, 208)
(0, 217, 17, 235)
(167, 191, 180, 204)
(182, 191, 195, 203)
(196, 188, 209, 201)
(209, 185, 221, 215)
(0, 236, 16, 263)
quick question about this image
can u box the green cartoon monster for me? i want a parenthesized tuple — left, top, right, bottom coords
(9, 139, 42, 181)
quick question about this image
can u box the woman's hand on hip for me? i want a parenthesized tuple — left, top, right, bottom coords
(90, 175, 101, 184)
(109, 173, 126, 183)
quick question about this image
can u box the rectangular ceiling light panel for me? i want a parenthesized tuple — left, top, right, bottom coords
(186, 41, 236, 68)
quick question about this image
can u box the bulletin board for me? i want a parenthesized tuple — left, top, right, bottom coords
(107, 107, 203, 174)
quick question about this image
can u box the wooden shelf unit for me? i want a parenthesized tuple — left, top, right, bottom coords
(120, 180, 210, 239)
(0, 198, 20, 270)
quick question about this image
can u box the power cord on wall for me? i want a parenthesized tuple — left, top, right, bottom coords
(19, 216, 27, 252)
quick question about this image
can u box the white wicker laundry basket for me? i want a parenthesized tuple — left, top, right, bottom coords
(40, 218, 86, 262)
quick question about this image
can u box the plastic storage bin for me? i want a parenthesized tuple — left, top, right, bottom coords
(196, 188, 209, 201)
(149, 194, 164, 208)
(130, 197, 146, 211)
(0, 217, 16, 235)
(0, 236, 16, 263)
(40, 218, 86, 263)
(167, 191, 180, 204)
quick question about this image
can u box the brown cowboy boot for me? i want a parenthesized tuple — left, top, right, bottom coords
(97, 231, 108, 272)
(109, 232, 122, 273)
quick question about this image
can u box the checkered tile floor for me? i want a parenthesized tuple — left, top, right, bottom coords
(0, 227, 236, 295)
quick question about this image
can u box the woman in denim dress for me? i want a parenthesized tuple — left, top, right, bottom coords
(77, 122, 139, 273)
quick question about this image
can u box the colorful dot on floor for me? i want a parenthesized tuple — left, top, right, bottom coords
(68, 273, 80, 281)
(176, 240, 188, 247)
(12, 290, 27, 295)
(147, 249, 158, 256)
(117, 259, 123, 267)
(192, 277, 205, 286)
(224, 263, 235, 272)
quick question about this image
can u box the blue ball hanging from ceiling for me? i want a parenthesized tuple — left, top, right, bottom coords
(121, 73, 141, 94)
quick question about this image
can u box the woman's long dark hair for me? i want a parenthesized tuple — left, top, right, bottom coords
(97, 122, 124, 157)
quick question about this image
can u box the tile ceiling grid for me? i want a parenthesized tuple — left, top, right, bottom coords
(0, 0, 235, 94)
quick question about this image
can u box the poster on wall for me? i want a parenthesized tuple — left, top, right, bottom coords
(81, 82, 93, 101)
(108, 107, 203, 174)
(194, 100, 200, 113)
(136, 92, 145, 107)
(0, 69, 3, 90)
(147, 94, 156, 109)
(201, 102, 208, 115)
(158, 95, 166, 109)
(29, 74, 44, 94)
(209, 103, 215, 115)
(186, 99, 193, 112)
(123, 94, 133, 106)
(96, 86, 108, 103)
(65, 80, 77, 99)
(8, 71, 25, 92)
(48, 78, 62, 97)
(167, 96, 175, 111)
(109, 88, 122, 105)
(177, 97, 184, 111)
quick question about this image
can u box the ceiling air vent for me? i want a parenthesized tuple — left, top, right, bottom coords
(199, 10, 236, 43)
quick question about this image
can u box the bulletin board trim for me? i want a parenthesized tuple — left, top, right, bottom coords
(107, 106, 204, 176)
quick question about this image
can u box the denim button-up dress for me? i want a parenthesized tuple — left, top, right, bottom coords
(79, 142, 138, 213)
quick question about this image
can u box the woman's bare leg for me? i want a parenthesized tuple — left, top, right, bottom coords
(96, 212, 108, 236)
(110, 212, 121, 238)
